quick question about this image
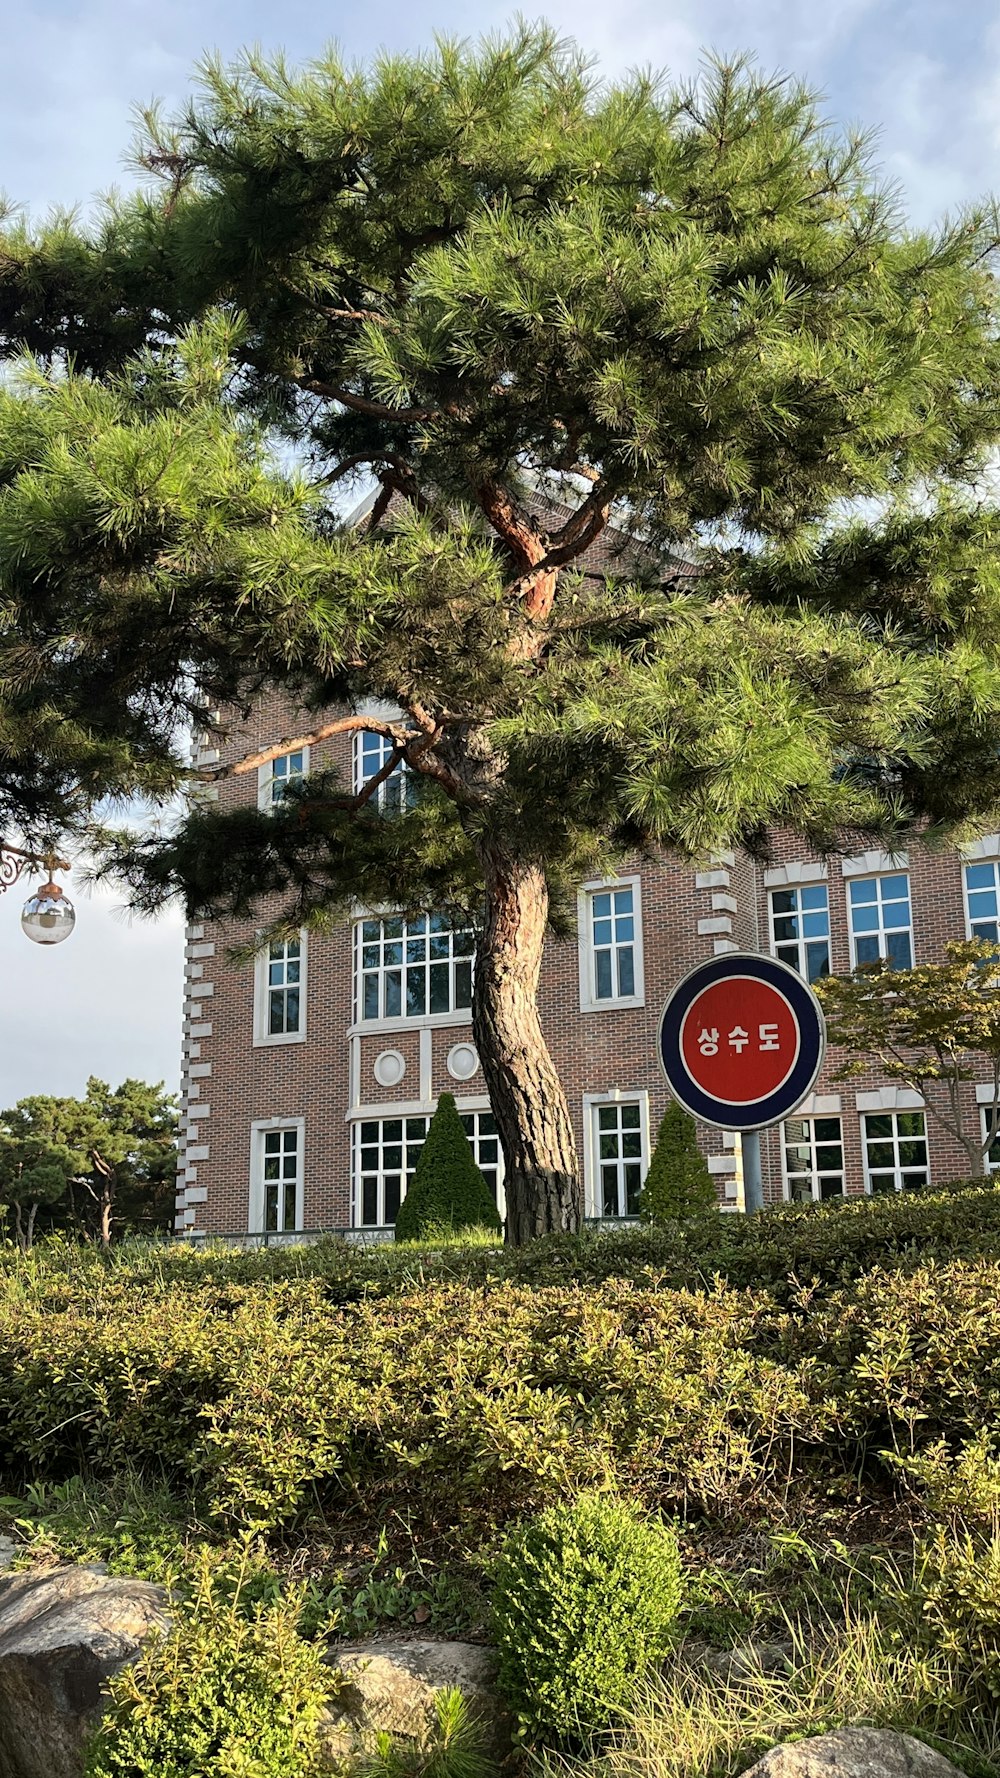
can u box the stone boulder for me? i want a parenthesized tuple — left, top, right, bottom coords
(742, 1727, 964, 1777)
(0, 1564, 170, 1778)
(320, 1638, 510, 1766)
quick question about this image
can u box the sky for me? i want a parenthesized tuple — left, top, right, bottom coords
(0, 0, 997, 1103)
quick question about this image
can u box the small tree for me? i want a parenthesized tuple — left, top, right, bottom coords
(0, 1128, 75, 1251)
(639, 1101, 718, 1223)
(395, 1093, 502, 1241)
(817, 940, 1000, 1177)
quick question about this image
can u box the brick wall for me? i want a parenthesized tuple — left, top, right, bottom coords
(175, 700, 998, 1237)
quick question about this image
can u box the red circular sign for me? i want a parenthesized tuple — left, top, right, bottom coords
(679, 976, 800, 1104)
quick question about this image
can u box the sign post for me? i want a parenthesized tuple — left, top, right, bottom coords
(657, 953, 826, 1213)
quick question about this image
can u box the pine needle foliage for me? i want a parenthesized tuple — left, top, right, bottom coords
(394, 1093, 502, 1242)
(5, 33, 1000, 1228)
(639, 1102, 717, 1224)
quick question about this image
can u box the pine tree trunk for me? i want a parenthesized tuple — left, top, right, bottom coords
(472, 842, 581, 1244)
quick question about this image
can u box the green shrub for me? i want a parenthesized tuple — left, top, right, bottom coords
(84, 1556, 330, 1777)
(491, 1492, 682, 1741)
(395, 1094, 502, 1241)
(639, 1102, 717, 1223)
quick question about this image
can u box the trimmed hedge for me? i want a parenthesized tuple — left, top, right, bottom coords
(492, 1493, 682, 1739)
(2, 1247, 1000, 1538)
(9, 1179, 1000, 1304)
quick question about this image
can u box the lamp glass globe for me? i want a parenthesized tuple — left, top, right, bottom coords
(21, 893, 76, 945)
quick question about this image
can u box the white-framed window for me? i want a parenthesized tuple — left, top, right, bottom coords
(770, 884, 831, 982)
(965, 861, 1000, 945)
(782, 1115, 845, 1202)
(353, 1114, 428, 1228)
(355, 915, 474, 1023)
(579, 878, 644, 1011)
(354, 732, 418, 813)
(848, 873, 913, 969)
(249, 1119, 304, 1234)
(583, 1092, 650, 1218)
(458, 1109, 504, 1208)
(258, 747, 308, 809)
(253, 933, 306, 1044)
(862, 1110, 928, 1194)
(351, 1106, 500, 1227)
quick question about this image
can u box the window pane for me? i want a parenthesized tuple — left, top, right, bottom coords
(849, 880, 877, 905)
(617, 948, 635, 998)
(896, 1113, 923, 1138)
(805, 942, 830, 982)
(801, 885, 828, 910)
(855, 936, 880, 965)
(384, 1176, 402, 1225)
(595, 951, 613, 1000)
(966, 864, 996, 890)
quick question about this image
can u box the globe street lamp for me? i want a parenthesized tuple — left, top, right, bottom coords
(0, 844, 75, 945)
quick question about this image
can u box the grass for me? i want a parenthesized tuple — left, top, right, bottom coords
(537, 1590, 1000, 1778)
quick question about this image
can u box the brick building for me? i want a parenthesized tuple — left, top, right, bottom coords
(175, 698, 1000, 1239)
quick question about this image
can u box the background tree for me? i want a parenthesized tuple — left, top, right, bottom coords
(639, 1102, 718, 1223)
(817, 941, 1000, 1177)
(0, 1080, 177, 1248)
(64, 1078, 179, 1245)
(0, 1101, 78, 1250)
(5, 36, 1000, 1238)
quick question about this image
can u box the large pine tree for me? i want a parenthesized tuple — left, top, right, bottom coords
(4, 33, 1000, 1239)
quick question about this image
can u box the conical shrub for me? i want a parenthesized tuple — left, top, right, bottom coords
(639, 1100, 717, 1223)
(394, 1092, 503, 1241)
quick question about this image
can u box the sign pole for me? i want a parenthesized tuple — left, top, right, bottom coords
(742, 1129, 765, 1215)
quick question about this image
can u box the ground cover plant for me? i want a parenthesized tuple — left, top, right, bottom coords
(5, 1191, 1000, 1771)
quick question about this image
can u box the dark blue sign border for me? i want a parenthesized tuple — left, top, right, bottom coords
(658, 951, 826, 1132)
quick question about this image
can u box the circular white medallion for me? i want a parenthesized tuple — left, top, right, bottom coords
(447, 1043, 479, 1082)
(373, 1049, 406, 1089)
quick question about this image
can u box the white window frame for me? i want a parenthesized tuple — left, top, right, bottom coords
(861, 1108, 929, 1195)
(253, 931, 307, 1046)
(848, 872, 913, 970)
(353, 731, 417, 812)
(458, 1107, 506, 1221)
(781, 1114, 845, 1203)
(249, 1117, 305, 1235)
(582, 1090, 650, 1219)
(964, 859, 1000, 946)
(352, 1111, 429, 1229)
(353, 914, 475, 1030)
(768, 882, 831, 982)
(578, 876, 645, 1013)
(257, 746, 310, 810)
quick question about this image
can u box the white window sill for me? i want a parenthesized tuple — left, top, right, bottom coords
(349, 1011, 473, 1036)
(253, 1030, 308, 1048)
(579, 994, 646, 1014)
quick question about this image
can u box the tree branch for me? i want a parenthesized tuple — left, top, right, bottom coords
(201, 715, 418, 782)
(293, 377, 437, 424)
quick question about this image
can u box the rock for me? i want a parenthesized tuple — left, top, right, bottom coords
(742, 1726, 964, 1777)
(0, 1565, 169, 1778)
(320, 1638, 509, 1766)
(695, 1639, 794, 1681)
(0, 1537, 16, 1573)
